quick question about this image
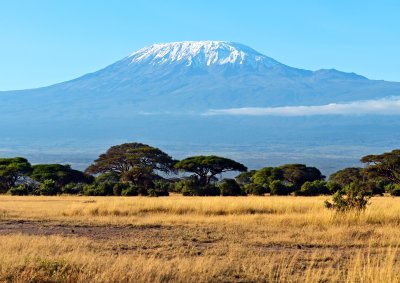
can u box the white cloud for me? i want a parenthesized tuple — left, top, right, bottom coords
(204, 97, 400, 116)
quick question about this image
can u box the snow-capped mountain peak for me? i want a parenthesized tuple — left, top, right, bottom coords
(127, 41, 280, 67)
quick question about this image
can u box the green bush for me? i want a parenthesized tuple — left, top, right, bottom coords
(152, 180, 169, 196)
(325, 181, 371, 212)
(7, 185, 29, 196)
(61, 183, 85, 195)
(121, 185, 139, 196)
(176, 179, 219, 196)
(327, 182, 342, 194)
(37, 179, 59, 195)
(244, 183, 266, 195)
(296, 180, 329, 196)
(385, 184, 400, 196)
(83, 182, 114, 196)
(364, 181, 385, 196)
(219, 179, 244, 196)
(270, 180, 294, 196)
(112, 183, 130, 196)
(392, 187, 400, 196)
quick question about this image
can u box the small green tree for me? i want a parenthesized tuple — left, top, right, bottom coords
(325, 181, 371, 212)
(37, 179, 59, 196)
(251, 167, 283, 192)
(296, 180, 329, 196)
(7, 185, 29, 196)
(29, 164, 93, 188)
(0, 157, 32, 193)
(244, 183, 266, 195)
(219, 179, 243, 196)
(270, 180, 294, 196)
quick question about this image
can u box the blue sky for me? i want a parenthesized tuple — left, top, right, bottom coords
(0, 0, 399, 90)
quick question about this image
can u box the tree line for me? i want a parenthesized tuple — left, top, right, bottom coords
(1, 143, 400, 198)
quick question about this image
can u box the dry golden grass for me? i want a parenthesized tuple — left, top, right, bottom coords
(1, 195, 400, 282)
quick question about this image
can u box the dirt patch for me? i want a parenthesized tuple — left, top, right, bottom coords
(0, 220, 168, 240)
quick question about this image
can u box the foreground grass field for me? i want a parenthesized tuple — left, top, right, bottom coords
(1, 195, 400, 282)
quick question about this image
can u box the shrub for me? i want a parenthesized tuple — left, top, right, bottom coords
(392, 187, 400, 196)
(121, 185, 139, 196)
(112, 183, 130, 196)
(325, 181, 371, 212)
(385, 184, 400, 196)
(61, 183, 85, 195)
(83, 182, 114, 196)
(7, 185, 29, 196)
(175, 179, 219, 196)
(244, 183, 266, 195)
(219, 179, 244, 196)
(270, 180, 294, 196)
(37, 179, 59, 196)
(327, 182, 342, 194)
(152, 180, 169, 196)
(296, 180, 329, 196)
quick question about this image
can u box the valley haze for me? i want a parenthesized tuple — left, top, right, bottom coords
(1, 41, 399, 176)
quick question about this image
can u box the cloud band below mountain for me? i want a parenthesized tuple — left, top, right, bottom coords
(204, 97, 400, 116)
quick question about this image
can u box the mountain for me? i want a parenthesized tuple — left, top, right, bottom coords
(0, 41, 400, 174)
(2, 41, 400, 118)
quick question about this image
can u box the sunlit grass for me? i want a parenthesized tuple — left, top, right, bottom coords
(1, 195, 400, 282)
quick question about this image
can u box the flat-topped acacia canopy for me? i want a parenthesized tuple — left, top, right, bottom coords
(174, 155, 247, 185)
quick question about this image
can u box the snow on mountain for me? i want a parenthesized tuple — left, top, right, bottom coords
(127, 41, 281, 67)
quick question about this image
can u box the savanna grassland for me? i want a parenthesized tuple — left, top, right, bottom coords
(1, 195, 400, 282)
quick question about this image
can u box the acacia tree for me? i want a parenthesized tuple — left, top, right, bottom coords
(361, 149, 400, 185)
(251, 167, 284, 189)
(174, 155, 247, 186)
(30, 164, 93, 188)
(279, 164, 325, 189)
(329, 167, 364, 187)
(85, 143, 176, 188)
(0, 157, 32, 193)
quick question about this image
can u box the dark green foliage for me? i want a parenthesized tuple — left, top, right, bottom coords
(270, 180, 294, 196)
(325, 181, 371, 212)
(61, 183, 85, 195)
(296, 180, 330, 196)
(112, 183, 129, 196)
(251, 167, 283, 191)
(279, 164, 325, 189)
(364, 181, 385, 196)
(235, 170, 257, 186)
(327, 182, 342, 194)
(329, 167, 363, 187)
(83, 182, 114, 196)
(219, 179, 244, 196)
(175, 179, 197, 195)
(121, 185, 139, 196)
(361, 149, 400, 185)
(175, 155, 247, 186)
(30, 164, 93, 188)
(391, 187, 400, 196)
(95, 172, 120, 184)
(244, 183, 266, 195)
(0, 157, 32, 193)
(175, 179, 219, 196)
(37, 179, 59, 196)
(152, 180, 169, 196)
(7, 185, 29, 196)
(385, 184, 400, 196)
(85, 143, 176, 188)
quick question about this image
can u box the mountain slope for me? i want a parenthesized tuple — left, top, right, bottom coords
(1, 41, 400, 174)
(1, 41, 400, 119)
